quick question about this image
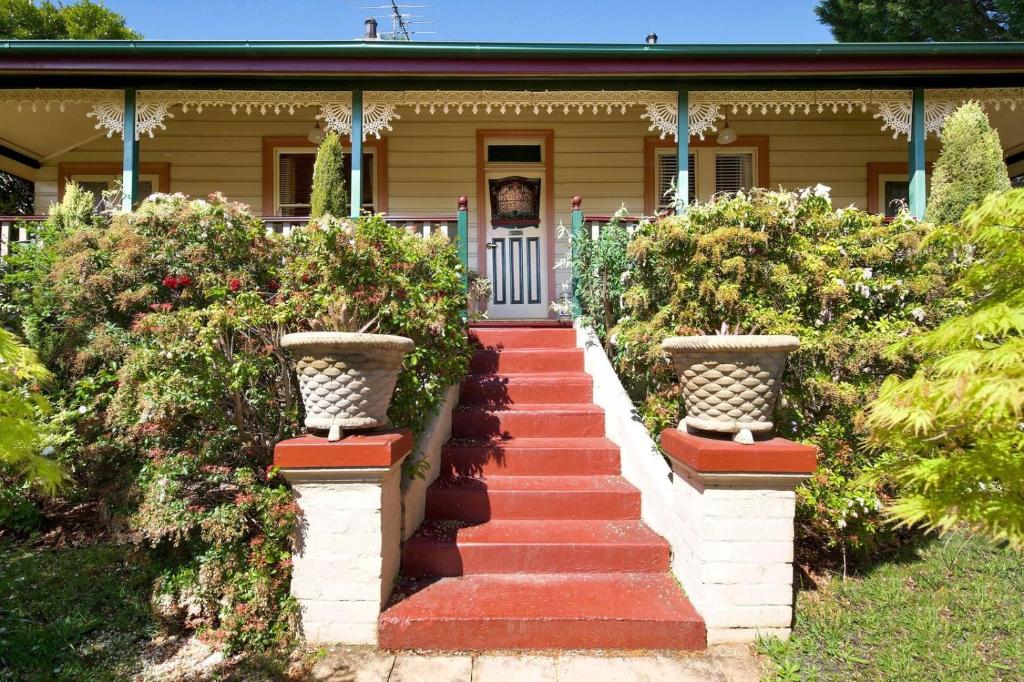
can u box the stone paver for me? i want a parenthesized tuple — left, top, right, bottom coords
(311, 645, 762, 682)
(473, 655, 557, 681)
(390, 653, 473, 682)
(311, 646, 395, 682)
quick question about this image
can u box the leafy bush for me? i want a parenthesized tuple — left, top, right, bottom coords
(867, 189, 1024, 548)
(560, 210, 633, 348)
(4, 190, 470, 651)
(586, 188, 964, 552)
(310, 131, 348, 219)
(0, 327, 61, 493)
(926, 102, 1011, 225)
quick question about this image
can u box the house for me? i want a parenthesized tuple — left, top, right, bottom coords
(2, 38, 1024, 320)
(2, 36, 1023, 650)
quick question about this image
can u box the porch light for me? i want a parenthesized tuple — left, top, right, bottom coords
(307, 121, 326, 144)
(717, 118, 737, 145)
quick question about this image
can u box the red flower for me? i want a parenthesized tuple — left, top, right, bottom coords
(268, 279, 280, 291)
(229, 278, 242, 292)
(301, 273, 311, 283)
(162, 275, 179, 289)
(177, 274, 193, 288)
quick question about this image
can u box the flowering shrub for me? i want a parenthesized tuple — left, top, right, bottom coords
(4, 190, 470, 651)
(585, 188, 965, 553)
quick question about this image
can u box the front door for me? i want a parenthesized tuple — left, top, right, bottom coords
(484, 171, 548, 319)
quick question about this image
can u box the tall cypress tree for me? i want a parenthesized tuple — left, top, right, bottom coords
(310, 132, 348, 219)
(926, 102, 1011, 225)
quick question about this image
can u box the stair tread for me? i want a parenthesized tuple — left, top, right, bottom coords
(462, 373, 591, 382)
(407, 519, 666, 545)
(454, 403, 603, 414)
(444, 436, 618, 451)
(429, 474, 637, 493)
(382, 573, 701, 622)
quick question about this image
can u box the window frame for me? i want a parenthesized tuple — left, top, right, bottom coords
(644, 136, 769, 214)
(261, 136, 387, 216)
(866, 162, 933, 215)
(57, 162, 171, 201)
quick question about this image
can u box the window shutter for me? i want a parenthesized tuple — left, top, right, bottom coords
(277, 153, 315, 216)
(341, 152, 376, 211)
(657, 153, 695, 209)
(714, 153, 753, 196)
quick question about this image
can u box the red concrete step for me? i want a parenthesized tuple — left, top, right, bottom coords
(379, 573, 706, 651)
(402, 519, 669, 576)
(451, 404, 604, 440)
(469, 327, 577, 350)
(441, 437, 620, 477)
(424, 475, 640, 522)
(459, 373, 593, 407)
(470, 348, 583, 375)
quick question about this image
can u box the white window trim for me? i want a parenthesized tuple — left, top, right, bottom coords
(272, 146, 378, 216)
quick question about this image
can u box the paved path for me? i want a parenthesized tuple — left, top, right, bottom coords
(309, 646, 761, 681)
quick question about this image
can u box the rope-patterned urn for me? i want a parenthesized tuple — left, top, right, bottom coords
(281, 332, 414, 441)
(661, 335, 799, 444)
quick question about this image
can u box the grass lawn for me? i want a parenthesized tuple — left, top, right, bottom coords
(0, 542, 159, 681)
(759, 531, 1024, 681)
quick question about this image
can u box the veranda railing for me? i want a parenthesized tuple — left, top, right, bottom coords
(1, 197, 472, 291)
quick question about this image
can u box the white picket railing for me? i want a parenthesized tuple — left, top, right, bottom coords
(0, 216, 44, 259)
(262, 215, 457, 239)
(581, 214, 642, 240)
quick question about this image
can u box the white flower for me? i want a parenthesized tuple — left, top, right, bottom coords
(41, 446, 55, 457)
(78, 405, 88, 415)
(911, 307, 926, 322)
(837, 519, 847, 529)
(862, 267, 873, 280)
(812, 183, 831, 198)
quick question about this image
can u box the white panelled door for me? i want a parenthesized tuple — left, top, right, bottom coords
(484, 170, 548, 319)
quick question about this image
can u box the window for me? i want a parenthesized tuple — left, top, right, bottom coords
(714, 153, 754, 196)
(867, 163, 931, 216)
(58, 163, 170, 210)
(263, 137, 387, 217)
(274, 149, 376, 216)
(487, 144, 543, 163)
(651, 147, 759, 210)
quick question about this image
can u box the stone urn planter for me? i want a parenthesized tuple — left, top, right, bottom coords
(281, 331, 414, 441)
(661, 335, 799, 444)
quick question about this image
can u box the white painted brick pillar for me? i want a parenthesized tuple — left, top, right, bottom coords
(661, 428, 816, 645)
(274, 431, 413, 645)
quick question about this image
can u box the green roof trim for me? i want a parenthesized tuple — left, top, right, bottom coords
(1, 39, 1023, 58)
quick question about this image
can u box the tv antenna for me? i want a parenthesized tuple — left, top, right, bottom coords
(361, 0, 435, 40)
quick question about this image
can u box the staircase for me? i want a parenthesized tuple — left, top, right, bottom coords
(378, 324, 706, 651)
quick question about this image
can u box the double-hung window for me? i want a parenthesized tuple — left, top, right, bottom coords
(266, 138, 383, 216)
(651, 146, 759, 211)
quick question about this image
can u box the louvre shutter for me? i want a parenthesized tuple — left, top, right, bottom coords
(341, 152, 376, 212)
(277, 153, 314, 216)
(714, 153, 754, 196)
(657, 153, 695, 209)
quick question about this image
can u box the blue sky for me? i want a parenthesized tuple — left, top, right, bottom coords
(103, 0, 835, 43)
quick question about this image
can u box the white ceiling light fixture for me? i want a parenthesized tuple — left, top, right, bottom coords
(717, 117, 737, 145)
(307, 121, 326, 144)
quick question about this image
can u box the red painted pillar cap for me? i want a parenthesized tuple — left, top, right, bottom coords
(274, 428, 414, 469)
(660, 428, 817, 475)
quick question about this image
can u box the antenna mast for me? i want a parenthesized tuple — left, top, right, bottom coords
(360, 0, 435, 40)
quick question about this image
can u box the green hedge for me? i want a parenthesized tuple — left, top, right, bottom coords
(575, 188, 965, 553)
(2, 189, 470, 651)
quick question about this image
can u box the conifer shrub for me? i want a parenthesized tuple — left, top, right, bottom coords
(926, 102, 1011, 225)
(3, 190, 470, 651)
(581, 188, 965, 553)
(867, 189, 1024, 548)
(309, 131, 348, 218)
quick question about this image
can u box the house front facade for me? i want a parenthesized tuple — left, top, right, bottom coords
(2, 39, 1024, 319)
